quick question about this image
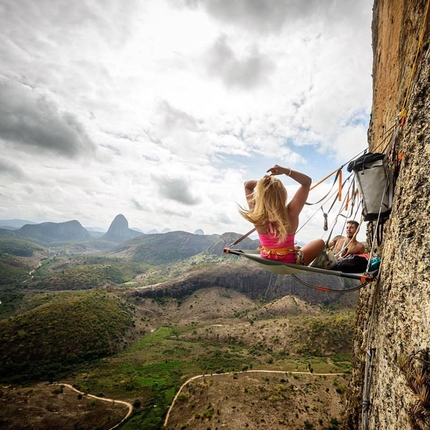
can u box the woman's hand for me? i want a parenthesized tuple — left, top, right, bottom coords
(266, 165, 290, 176)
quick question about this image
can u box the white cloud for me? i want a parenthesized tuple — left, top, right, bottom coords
(205, 35, 275, 89)
(0, 0, 373, 237)
(0, 158, 26, 179)
(0, 80, 96, 157)
(155, 175, 202, 205)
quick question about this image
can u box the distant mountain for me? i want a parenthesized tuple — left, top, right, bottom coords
(161, 228, 171, 233)
(19, 220, 91, 242)
(109, 230, 219, 265)
(194, 229, 204, 235)
(0, 226, 17, 231)
(102, 214, 142, 243)
(0, 219, 36, 229)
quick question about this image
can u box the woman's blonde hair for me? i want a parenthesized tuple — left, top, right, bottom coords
(239, 176, 291, 243)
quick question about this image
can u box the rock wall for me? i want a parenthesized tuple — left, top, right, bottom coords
(345, 0, 430, 429)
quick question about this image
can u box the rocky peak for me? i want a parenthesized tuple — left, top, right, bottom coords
(103, 214, 142, 243)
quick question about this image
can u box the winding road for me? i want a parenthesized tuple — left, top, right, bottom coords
(59, 383, 133, 430)
(163, 369, 345, 427)
(57, 370, 344, 428)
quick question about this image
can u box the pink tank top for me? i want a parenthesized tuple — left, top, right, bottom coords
(258, 225, 296, 263)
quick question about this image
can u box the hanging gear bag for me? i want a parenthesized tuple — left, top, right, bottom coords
(347, 153, 394, 222)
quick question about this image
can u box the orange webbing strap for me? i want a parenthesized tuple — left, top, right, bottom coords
(309, 168, 343, 204)
(345, 187, 351, 212)
(258, 245, 296, 259)
(310, 168, 341, 191)
(259, 245, 295, 253)
(344, 182, 358, 212)
(316, 286, 331, 292)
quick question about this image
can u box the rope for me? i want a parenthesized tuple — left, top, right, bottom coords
(319, 180, 360, 247)
(362, 347, 376, 429)
(361, 269, 382, 430)
(380, 122, 401, 156)
(297, 172, 355, 237)
(228, 227, 256, 248)
(323, 174, 360, 245)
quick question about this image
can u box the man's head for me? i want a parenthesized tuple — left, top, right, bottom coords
(346, 220, 359, 238)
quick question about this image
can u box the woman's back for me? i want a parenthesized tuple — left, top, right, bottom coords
(258, 228, 296, 263)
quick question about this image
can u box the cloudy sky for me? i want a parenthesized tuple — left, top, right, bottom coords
(0, 0, 373, 242)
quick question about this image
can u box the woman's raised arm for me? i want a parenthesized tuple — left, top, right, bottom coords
(266, 165, 311, 219)
(244, 180, 258, 209)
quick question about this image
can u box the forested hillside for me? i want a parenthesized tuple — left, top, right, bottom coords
(0, 292, 134, 381)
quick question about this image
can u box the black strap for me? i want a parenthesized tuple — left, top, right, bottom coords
(377, 220, 385, 246)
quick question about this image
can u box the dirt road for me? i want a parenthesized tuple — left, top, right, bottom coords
(163, 369, 345, 427)
(59, 383, 133, 430)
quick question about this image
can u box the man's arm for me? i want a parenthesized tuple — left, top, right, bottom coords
(328, 235, 343, 250)
(347, 241, 365, 255)
(339, 240, 365, 257)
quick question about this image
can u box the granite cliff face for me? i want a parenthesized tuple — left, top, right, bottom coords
(345, 1, 430, 429)
(132, 263, 354, 307)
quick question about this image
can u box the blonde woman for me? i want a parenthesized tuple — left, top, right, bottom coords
(240, 165, 325, 266)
